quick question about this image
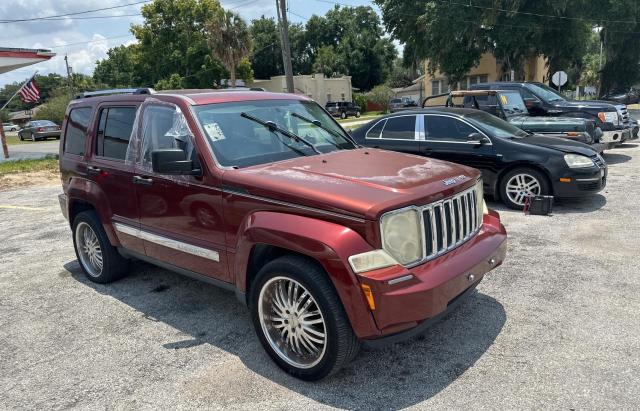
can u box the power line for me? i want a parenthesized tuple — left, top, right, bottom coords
(0, 0, 151, 23)
(0, 13, 143, 23)
(49, 34, 136, 50)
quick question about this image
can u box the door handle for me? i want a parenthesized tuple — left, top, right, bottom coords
(87, 165, 102, 175)
(423, 148, 433, 155)
(133, 175, 153, 186)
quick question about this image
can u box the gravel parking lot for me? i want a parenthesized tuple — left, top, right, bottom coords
(1, 144, 639, 410)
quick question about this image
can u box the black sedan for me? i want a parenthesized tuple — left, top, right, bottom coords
(18, 120, 61, 142)
(351, 108, 607, 209)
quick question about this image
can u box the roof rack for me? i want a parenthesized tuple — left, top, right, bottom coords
(76, 88, 155, 99)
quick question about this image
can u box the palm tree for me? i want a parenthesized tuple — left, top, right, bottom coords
(205, 10, 252, 88)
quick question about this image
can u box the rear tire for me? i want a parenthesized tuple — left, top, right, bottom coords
(355, 111, 361, 118)
(31, 134, 35, 142)
(18, 133, 23, 141)
(340, 111, 347, 119)
(72, 210, 129, 283)
(249, 255, 360, 381)
(500, 167, 550, 210)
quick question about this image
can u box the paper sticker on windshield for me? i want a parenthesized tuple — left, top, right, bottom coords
(500, 95, 508, 105)
(204, 122, 225, 140)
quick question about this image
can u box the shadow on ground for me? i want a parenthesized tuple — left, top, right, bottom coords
(602, 152, 632, 165)
(64, 260, 505, 410)
(614, 143, 638, 149)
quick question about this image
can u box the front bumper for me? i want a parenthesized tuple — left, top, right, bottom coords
(553, 165, 607, 197)
(357, 211, 507, 343)
(600, 129, 630, 147)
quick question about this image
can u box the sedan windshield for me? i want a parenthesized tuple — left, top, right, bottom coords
(465, 111, 529, 138)
(526, 83, 566, 103)
(193, 99, 356, 168)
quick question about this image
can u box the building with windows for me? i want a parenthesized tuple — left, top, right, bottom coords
(252, 73, 353, 106)
(422, 53, 548, 97)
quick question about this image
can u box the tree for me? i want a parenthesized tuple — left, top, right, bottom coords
(312, 45, 345, 77)
(33, 88, 72, 124)
(93, 45, 139, 88)
(387, 59, 414, 88)
(249, 17, 282, 79)
(367, 84, 394, 113)
(130, 0, 226, 88)
(155, 73, 184, 90)
(205, 10, 252, 88)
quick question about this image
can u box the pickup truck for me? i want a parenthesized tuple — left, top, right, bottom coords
(423, 90, 604, 151)
(470, 82, 634, 149)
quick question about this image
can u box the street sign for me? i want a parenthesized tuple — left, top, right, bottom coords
(552, 71, 568, 87)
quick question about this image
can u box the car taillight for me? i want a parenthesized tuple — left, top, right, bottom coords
(37, 127, 44, 132)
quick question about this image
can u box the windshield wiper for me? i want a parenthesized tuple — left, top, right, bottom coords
(290, 112, 345, 149)
(240, 112, 321, 155)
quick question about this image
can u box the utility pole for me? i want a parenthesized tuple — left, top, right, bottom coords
(276, 0, 294, 93)
(64, 54, 74, 97)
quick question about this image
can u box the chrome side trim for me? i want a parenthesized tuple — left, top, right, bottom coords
(387, 274, 414, 285)
(221, 189, 366, 223)
(113, 222, 220, 262)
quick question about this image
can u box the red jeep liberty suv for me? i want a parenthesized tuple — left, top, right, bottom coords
(58, 88, 507, 380)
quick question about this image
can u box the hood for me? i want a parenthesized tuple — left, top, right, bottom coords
(509, 115, 590, 132)
(222, 148, 480, 220)
(552, 99, 617, 111)
(519, 135, 596, 156)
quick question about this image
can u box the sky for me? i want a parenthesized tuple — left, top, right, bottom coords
(0, 0, 388, 87)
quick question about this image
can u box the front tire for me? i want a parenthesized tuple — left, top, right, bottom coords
(500, 167, 550, 210)
(72, 211, 129, 283)
(355, 111, 361, 118)
(18, 133, 23, 141)
(250, 255, 359, 381)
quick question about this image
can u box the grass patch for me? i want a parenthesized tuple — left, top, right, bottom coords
(0, 156, 59, 176)
(3, 134, 31, 146)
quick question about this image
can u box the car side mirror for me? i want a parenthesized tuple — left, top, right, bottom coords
(524, 98, 542, 109)
(467, 133, 490, 146)
(151, 149, 199, 175)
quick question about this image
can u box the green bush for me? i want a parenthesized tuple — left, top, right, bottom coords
(33, 92, 72, 125)
(353, 93, 368, 113)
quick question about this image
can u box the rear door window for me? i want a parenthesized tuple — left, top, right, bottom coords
(366, 119, 386, 139)
(380, 115, 416, 140)
(64, 107, 92, 156)
(96, 107, 136, 160)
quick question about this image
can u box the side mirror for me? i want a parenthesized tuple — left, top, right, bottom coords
(524, 98, 542, 109)
(151, 149, 199, 175)
(467, 133, 490, 146)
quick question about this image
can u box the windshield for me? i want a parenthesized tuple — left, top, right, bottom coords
(498, 91, 528, 116)
(526, 83, 566, 103)
(194, 99, 356, 168)
(465, 111, 529, 138)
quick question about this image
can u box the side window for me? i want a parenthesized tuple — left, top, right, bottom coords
(139, 104, 197, 173)
(425, 116, 477, 142)
(520, 88, 540, 102)
(96, 107, 136, 160)
(366, 119, 386, 139)
(381, 116, 416, 140)
(64, 107, 92, 156)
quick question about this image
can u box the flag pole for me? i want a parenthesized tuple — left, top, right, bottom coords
(0, 71, 38, 159)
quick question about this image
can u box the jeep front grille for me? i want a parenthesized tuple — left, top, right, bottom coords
(422, 183, 483, 261)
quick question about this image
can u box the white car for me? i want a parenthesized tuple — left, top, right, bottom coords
(3, 123, 19, 132)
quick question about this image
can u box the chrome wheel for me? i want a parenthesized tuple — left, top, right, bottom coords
(75, 222, 103, 277)
(506, 173, 541, 206)
(258, 276, 327, 369)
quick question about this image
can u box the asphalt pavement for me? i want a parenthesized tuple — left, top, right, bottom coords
(0, 143, 639, 409)
(5, 139, 59, 160)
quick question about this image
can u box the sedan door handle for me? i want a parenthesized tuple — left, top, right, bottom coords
(87, 166, 102, 175)
(423, 148, 433, 155)
(133, 175, 154, 186)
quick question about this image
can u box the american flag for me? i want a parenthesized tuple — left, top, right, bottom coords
(19, 77, 40, 103)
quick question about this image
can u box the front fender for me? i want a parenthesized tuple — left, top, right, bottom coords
(234, 211, 380, 339)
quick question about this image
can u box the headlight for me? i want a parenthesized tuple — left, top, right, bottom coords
(380, 208, 423, 265)
(597, 111, 618, 124)
(564, 153, 595, 168)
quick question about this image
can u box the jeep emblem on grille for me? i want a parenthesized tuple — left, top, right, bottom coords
(442, 175, 468, 186)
